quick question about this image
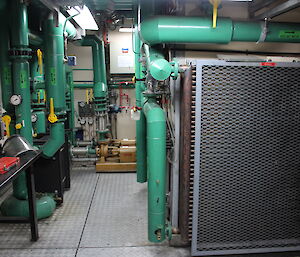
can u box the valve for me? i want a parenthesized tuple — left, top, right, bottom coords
(15, 123, 22, 130)
(209, 0, 222, 28)
(2, 115, 11, 137)
(37, 49, 43, 75)
(48, 98, 58, 123)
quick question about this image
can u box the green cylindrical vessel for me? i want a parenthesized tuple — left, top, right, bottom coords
(140, 16, 300, 45)
(143, 98, 166, 242)
(140, 16, 233, 45)
(44, 19, 66, 113)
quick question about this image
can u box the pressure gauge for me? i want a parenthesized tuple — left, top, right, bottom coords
(10, 94, 22, 106)
(79, 118, 86, 125)
(31, 113, 38, 123)
(88, 117, 93, 125)
(79, 101, 85, 108)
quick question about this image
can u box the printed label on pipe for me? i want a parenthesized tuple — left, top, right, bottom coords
(279, 30, 300, 39)
(20, 71, 27, 88)
(3, 67, 11, 85)
(50, 67, 56, 86)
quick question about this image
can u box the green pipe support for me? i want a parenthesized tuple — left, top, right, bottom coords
(0, 10, 14, 114)
(134, 27, 147, 183)
(140, 16, 300, 45)
(42, 122, 65, 158)
(143, 98, 166, 242)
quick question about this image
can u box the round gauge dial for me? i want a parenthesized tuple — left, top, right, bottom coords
(79, 118, 86, 125)
(10, 94, 22, 106)
(79, 102, 85, 107)
(31, 114, 38, 123)
(88, 117, 93, 125)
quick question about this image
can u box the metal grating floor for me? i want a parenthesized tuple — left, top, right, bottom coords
(0, 168, 190, 257)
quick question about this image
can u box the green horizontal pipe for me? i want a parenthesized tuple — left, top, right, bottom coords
(73, 83, 94, 88)
(65, 19, 77, 39)
(42, 122, 65, 158)
(0, 195, 56, 220)
(143, 98, 166, 242)
(140, 16, 300, 45)
(73, 68, 93, 71)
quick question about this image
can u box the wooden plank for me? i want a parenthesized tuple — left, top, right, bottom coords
(96, 162, 136, 173)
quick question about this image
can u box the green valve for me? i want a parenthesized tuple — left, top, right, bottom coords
(279, 30, 300, 39)
(50, 67, 56, 86)
(20, 70, 27, 88)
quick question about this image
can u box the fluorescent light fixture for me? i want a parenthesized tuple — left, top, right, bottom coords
(119, 27, 134, 33)
(67, 5, 98, 30)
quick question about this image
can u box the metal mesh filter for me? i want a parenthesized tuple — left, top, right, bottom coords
(192, 61, 300, 256)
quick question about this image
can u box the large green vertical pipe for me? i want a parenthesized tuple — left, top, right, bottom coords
(42, 18, 66, 158)
(140, 16, 300, 45)
(10, 0, 32, 200)
(44, 19, 66, 113)
(134, 27, 147, 183)
(143, 98, 166, 242)
(0, 10, 13, 114)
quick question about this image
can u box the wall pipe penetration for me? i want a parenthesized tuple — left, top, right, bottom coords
(140, 16, 300, 45)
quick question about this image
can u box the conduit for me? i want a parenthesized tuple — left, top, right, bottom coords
(140, 16, 300, 45)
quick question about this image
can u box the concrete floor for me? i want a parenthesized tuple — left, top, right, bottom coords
(0, 168, 190, 257)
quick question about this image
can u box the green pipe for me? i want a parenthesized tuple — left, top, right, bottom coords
(42, 122, 65, 158)
(1, 0, 55, 220)
(44, 18, 66, 113)
(134, 27, 147, 183)
(144, 44, 172, 81)
(66, 70, 76, 145)
(143, 98, 166, 242)
(140, 16, 300, 45)
(1, 195, 56, 219)
(29, 31, 43, 46)
(73, 83, 94, 88)
(0, 10, 13, 114)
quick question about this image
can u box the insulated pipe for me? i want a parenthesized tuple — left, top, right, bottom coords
(0, 10, 13, 115)
(28, 31, 43, 46)
(79, 35, 108, 141)
(134, 26, 147, 183)
(140, 16, 300, 45)
(143, 97, 166, 242)
(42, 122, 65, 158)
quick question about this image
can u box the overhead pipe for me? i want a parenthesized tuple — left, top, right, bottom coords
(134, 26, 147, 183)
(140, 16, 300, 45)
(79, 35, 109, 142)
(143, 97, 167, 242)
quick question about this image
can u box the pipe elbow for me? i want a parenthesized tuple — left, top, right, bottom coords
(42, 122, 65, 158)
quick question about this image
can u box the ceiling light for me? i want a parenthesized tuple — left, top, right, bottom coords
(119, 27, 134, 33)
(67, 5, 98, 30)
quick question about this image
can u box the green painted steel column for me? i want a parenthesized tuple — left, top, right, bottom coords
(134, 27, 147, 183)
(140, 16, 300, 45)
(0, 10, 13, 115)
(143, 98, 166, 242)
